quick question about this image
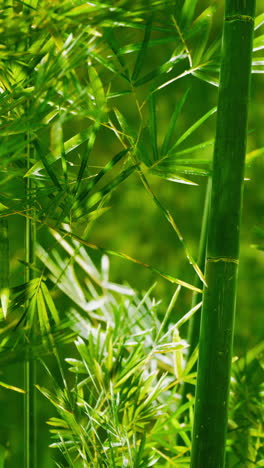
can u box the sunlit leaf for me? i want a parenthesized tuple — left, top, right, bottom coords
(0, 381, 26, 394)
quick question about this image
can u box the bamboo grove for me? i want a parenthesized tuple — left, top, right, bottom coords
(0, 1, 263, 467)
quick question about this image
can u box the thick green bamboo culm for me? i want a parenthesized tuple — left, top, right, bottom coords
(191, 1, 256, 467)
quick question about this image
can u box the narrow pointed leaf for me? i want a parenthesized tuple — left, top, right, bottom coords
(148, 94, 158, 161)
(76, 148, 129, 204)
(134, 53, 187, 87)
(54, 227, 203, 293)
(50, 121, 68, 185)
(0, 381, 26, 394)
(88, 65, 106, 111)
(173, 106, 217, 149)
(41, 282, 60, 325)
(74, 164, 138, 218)
(25, 130, 91, 177)
(34, 140, 62, 190)
(161, 89, 189, 156)
(76, 126, 98, 193)
(189, 7, 215, 66)
(132, 17, 152, 82)
(181, 0, 199, 27)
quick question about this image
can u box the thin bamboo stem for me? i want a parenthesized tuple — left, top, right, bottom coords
(191, 1, 256, 467)
(0, 218, 9, 318)
(24, 135, 37, 468)
(22, 2, 39, 465)
(182, 178, 211, 402)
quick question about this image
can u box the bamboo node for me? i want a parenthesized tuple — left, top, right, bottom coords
(225, 15, 254, 24)
(207, 257, 239, 264)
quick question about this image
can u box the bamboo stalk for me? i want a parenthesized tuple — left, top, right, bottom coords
(181, 178, 211, 403)
(24, 137, 37, 468)
(0, 218, 9, 318)
(23, 2, 39, 465)
(191, 1, 256, 467)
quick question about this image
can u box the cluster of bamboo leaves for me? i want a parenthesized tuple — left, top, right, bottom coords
(0, 0, 264, 466)
(36, 234, 197, 467)
(37, 235, 264, 467)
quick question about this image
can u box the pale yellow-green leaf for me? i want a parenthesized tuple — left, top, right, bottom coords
(0, 381, 26, 393)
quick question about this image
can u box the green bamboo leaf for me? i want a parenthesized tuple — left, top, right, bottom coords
(76, 148, 129, 204)
(25, 129, 91, 177)
(162, 160, 211, 170)
(154, 161, 210, 175)
(252, 58, 264, 73)
(182, 346, 199, 377)
(161, 89, 189, 156)
(103, 28, 130, 80)
(202, 35, 221, 62)
(132, 17, 152, 82)
(46, 417, 69, 429)
(188, 6, 215, 66)
(76, 126, 98, 194)
(155, 286, 181, 343)
(88, 65, 106, 111)
(41, 282, 60, 325)
(74, 164, 138, 218)
(167, 138, 214, 157)
(255, 13, 264, 30)
(246, 146, 264, 163)
(0, 381, 26, 393)
(50, 120, 68, 185)
(55, 227, 203, 293)
(89, 51, 121, 76)
(115, 358, 145, 388)
(34, 140, 62, 190)
(36, 385, 69, 413)
(175, 301, 202, 330)
(116, 36, 177, 57)
(191, 69, 219, 87)
(155, 62, 205, 92)
(181, 0, 199, 27)
(173, 329, 184, 379)
(172, 106, 217, 149)
(65, 3, 95, 17)
(154, 341, 187, 353)
(150, 170, 198, 185)
(37, 287, 51, 335)
(27, 293, 37, 330)
(148, 94, 158, 161)
(236, 341, 264, 372)
(138, 174, 207, 286)
(65, 358, 87, 374)
(134, 53, 187, 87)
(253, 34, 264, 51)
